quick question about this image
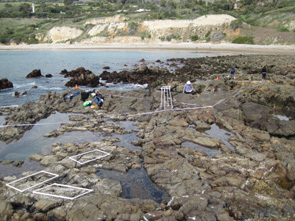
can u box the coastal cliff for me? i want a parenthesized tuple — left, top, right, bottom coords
(43, 14, 238, 44)
(39, 14, 295, 46)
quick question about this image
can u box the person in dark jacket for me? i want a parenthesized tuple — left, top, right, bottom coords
(262, 66, 266, 81)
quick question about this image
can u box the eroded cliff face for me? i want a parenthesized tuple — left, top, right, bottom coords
(44, 14, 237, 44)
(45, 26, 84, 43)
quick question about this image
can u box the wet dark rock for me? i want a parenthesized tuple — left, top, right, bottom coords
(0, 198, 13, 218)
(26, 69, 43, 78)
(60, 67, 91, 78)
(262, 118, 295, 137)
(13, 161, 24, 167)
(61, 67, 100, 87)
(0, 78, 13, 90)
(0, 98, 55, 143)
(45, 74, 53, 78)
(241, 102, 271, 128)
(65, 73, 100, 87)
(59, 69, 68, 75)
(14, 91, 20, 98)
(2, 160, 14, 165)
(100, 66, 170, 87)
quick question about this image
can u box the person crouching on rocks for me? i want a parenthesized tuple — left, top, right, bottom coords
(183, 81, 195, 94)
(94, 91, 104, 108)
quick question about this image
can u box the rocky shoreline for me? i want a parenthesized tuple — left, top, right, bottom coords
(0, 54, 295, 220)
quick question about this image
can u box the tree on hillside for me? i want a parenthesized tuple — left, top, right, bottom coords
(240, 0, 257, 5)
(214, 0, 234, 11)
(19, 3, 31, 17)
(64, 0, 74, 6)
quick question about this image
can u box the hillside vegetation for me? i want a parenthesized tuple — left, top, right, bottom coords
(0, 0, 294, 45)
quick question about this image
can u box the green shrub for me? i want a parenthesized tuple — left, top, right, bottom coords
(128, 21, 138, 35)
(140, 30, 151, 40)
(230, 18, 243, 30)
(159, 34, 181, 41)
(22, 34, 39, 44)
(190, 34, 199, 41)
(232, 36, 254, 44)
(166, 35, 172, 41)
(205, 30, 211, 38)
(278, 27, 289, 32)
(171, 34, 181, 40)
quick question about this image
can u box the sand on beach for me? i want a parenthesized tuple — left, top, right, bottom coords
(0, 42, 295, 55)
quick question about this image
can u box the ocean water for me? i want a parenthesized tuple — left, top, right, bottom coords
(0, 49, 213, 107)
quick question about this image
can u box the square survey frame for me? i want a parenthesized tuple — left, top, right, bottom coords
(33, 183, 94, 200)
(6, 170, 59, 192)
(69, 149, 110, 165)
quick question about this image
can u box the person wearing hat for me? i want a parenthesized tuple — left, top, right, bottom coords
(183, 81, 194, 94)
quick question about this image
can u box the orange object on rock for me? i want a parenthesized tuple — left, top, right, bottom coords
(75, 84, 78, 89)
(216, 76, 219, 80)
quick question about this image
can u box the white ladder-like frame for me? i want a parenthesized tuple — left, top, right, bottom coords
(160, 86, 173, 110)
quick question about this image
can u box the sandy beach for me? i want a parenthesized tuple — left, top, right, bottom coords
(0, 42, 295, 55)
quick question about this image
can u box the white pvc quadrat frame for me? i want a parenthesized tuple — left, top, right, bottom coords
(69, 149, 110, 165)
(33, 183, 94, 200)
(6, 170, 59, 192)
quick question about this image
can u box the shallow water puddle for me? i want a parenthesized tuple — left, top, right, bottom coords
(112, 133, 141, 151)
(276, 115, 289, 121)
(0, 130, 108, 161)
(0, 112, 105, 161)
(106, 120, 141, 150)
(105, 120, 138, 131)
(0, 115, 5, 125)
(182, 141, 221, 158)
(0, 159, 45, 179)
(97, 166, 170, 204)
(118, 121, 138, 130)
(187, 124, 196, 130)
(203, 124, 235, 151)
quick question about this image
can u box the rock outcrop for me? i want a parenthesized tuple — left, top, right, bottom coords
(100, 66, 171, 86)
(0, 78, 13, 90)
(26, 69, 43, 78)
(60, 67, 101, 87)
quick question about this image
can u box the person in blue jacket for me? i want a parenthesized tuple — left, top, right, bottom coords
(229, 66, 235, 79)
(94, 91, 104, 108)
